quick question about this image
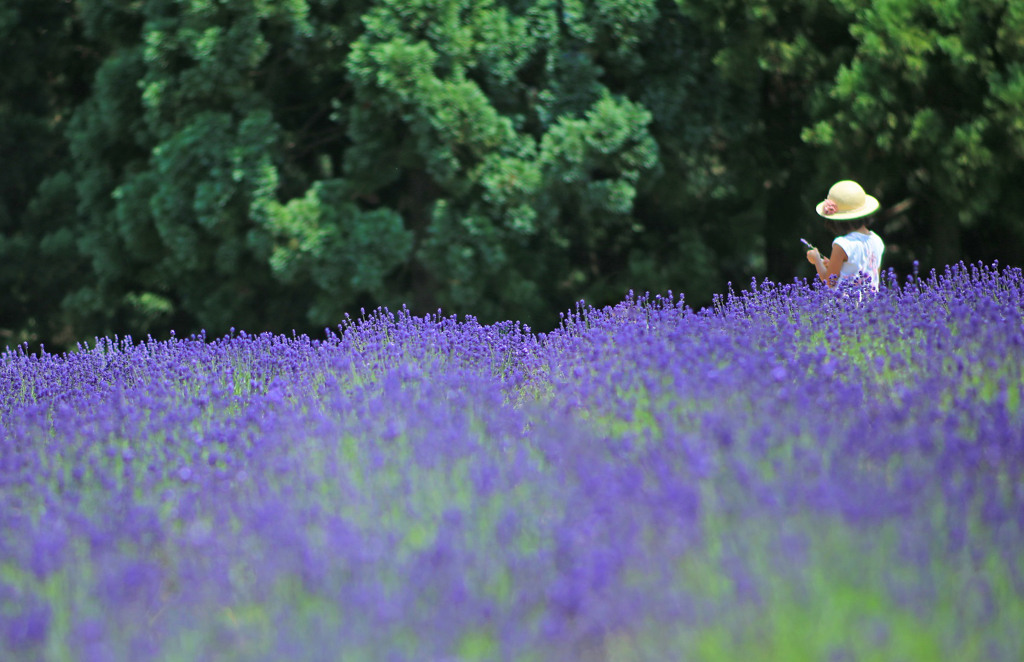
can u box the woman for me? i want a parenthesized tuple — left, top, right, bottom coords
(805, 180, 885, 290)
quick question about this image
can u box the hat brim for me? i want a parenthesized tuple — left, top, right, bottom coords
(816, 195, 880, 221)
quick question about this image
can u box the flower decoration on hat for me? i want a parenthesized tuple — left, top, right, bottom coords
(821, 200, 838, 216)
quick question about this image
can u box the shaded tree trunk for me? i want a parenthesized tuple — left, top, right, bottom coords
(764, 176, 805, 284)
(930, 204, 962, 269)
(399, 168, 440, 315)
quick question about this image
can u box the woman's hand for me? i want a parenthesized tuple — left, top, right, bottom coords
(806, 249, 829, 267)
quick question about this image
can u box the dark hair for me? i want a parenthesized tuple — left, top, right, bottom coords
(824, 213, 876, 236)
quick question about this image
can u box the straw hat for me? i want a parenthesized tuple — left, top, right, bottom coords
(815, 180, 880, 220)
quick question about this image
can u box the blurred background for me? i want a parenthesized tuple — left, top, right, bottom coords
(2, 0, 1022, 351)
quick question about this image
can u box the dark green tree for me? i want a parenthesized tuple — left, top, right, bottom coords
(6, 0, 1023, 349)
(682, 0, 1024, 275)
(0, 0, 97, 347)
(342, 0, 663, 322)
(803, 0, 1024, 269)
(54, 0, 404, 339)
(34, 0, 730, 341)
(672, 0, 861, 283)
(341, 0, 764, 320)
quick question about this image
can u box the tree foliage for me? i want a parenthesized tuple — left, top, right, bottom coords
(2, 0, 1023, 348)
(0, 0, 96, 346)
(803, 0, 1024, 267)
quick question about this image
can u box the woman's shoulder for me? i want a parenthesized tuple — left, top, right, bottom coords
(833, 231, 863, 246)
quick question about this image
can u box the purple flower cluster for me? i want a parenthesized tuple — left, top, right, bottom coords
(2, 263, 1023, 661)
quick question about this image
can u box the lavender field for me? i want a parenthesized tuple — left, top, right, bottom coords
(2, 263, 1023, 662)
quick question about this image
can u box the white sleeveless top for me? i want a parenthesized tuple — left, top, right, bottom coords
(833, 231, 884, 289)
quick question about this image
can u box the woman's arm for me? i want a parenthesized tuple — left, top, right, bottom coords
(806, 243, 847, 286)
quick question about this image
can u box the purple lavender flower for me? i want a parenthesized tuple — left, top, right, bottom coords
(1, 262, 1023, 660)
